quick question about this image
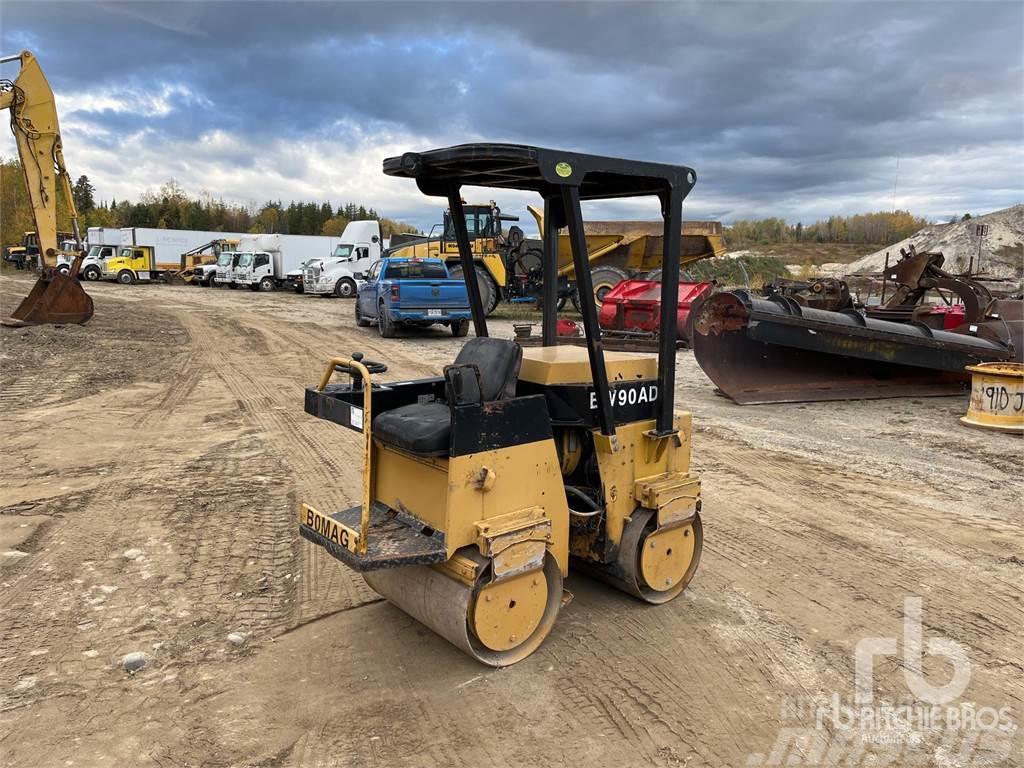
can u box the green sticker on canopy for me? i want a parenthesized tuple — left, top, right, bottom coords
(555, 162, 572, 178)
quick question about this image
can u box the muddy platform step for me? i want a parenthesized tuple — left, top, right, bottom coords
(299, 502, 447, 572)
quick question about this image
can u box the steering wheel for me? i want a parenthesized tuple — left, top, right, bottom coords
(333, 352, 387, 376)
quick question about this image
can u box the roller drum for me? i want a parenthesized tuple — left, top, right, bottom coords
(364, 553, 562, 667)
(575, 508, 703, 604)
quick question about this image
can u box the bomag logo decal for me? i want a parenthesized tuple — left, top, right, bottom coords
(305, 508, 350, 548)
(589, 382, 658, 410)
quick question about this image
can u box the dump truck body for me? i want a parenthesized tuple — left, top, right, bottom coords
(387, 202, 724, 313)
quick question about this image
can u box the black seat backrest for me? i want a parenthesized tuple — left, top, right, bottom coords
(453, 337, 522, 401)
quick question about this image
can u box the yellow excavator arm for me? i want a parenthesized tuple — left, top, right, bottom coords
(1, 50, 93, 326)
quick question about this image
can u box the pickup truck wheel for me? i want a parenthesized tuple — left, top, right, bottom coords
(378, 303, 396, 338)
(452, 320, 469, 337)
(117, 270, 135, 285)
(355, 300, 371, 327)
(258, 277, 275, 292)
(334, 278, 356, 298)
(448, 265, 498, 315)
(82, 265, 101, 282)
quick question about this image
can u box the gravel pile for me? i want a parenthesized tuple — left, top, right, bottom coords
(845, 204, 1023, 278)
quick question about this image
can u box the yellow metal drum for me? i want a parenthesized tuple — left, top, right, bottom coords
(960, 363, 1024, 435)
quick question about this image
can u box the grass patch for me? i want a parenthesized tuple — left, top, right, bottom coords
(689, 254, 789, 289)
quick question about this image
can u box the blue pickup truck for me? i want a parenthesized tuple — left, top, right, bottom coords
(355, 257, 472, 337)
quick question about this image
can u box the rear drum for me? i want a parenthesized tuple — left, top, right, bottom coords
(579, 507, 703, 603)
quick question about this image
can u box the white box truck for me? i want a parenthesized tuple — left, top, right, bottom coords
(103, 228, 247, 284)
(231, 233, 342, 291)
(302, 221, 386, 298)
(55, 227, 120, 279)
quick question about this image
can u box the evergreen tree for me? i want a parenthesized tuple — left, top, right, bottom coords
(72, 175, 96, 212)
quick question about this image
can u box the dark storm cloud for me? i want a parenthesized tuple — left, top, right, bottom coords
(2, 1, 1021, 224)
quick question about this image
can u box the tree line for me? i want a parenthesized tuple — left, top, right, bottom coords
(3, 155, 942, 254)
(724, 210, 931, 248)
(1, 158, 419, 248)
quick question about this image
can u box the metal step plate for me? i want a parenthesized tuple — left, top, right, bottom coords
(299, 502, 447, 572)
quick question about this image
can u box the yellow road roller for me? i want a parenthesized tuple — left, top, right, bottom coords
(300, 143, 704, 665)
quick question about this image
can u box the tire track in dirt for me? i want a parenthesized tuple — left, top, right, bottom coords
(166, 294, 460, 627)
(698, 427, 1023, 725)
(169, 306, 401, 623)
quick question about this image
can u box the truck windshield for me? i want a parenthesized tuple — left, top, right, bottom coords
(386, 261, 447, 279)
(119, 247, 134, 258)
(217, 253, 234, 266)
(332, 245, 354, 259)
(236, 253, 253, 267)
(87, 245, 104, 259)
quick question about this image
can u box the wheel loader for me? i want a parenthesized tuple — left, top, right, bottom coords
(0, 51, 93, 326)
(299, 144, 704, 665)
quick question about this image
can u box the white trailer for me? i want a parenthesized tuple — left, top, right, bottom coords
(231, 233, 342, 291)
(88, 227, 122, 246)
(302, 221, 386, 298)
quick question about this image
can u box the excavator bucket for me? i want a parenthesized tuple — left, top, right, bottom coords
(4, 260, 94, 327)
(692, 291, 1021, 404)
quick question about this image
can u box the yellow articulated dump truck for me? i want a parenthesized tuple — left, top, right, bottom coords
(387, 201, 724, 313)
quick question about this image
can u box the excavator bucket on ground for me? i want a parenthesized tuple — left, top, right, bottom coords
(1, 50, 95, 327)
(4, 256, 94, 327)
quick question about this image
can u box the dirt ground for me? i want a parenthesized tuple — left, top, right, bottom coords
(0, 274, 1020, 768)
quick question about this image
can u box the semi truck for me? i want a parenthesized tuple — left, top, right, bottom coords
(102, 227, 247, 284)
(230, 233, 342, 291)
(301, 221, 386, 297)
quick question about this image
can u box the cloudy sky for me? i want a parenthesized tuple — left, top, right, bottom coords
(3, 1, 1022, 230)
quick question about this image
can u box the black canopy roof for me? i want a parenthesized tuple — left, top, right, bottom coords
(382, 143, 696, 201)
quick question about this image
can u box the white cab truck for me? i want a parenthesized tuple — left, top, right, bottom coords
(229, 233, 342, 292)
(302, 221, 386, 298)
(55, 227, 120, 279)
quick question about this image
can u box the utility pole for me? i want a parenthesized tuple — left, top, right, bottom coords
(892, 156, 900, 213)
(972, 223, 989, 274)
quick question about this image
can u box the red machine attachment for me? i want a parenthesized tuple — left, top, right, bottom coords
(598, 279, 713, 344)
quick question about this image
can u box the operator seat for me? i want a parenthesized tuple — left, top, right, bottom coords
(372, 337, 522, 455)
